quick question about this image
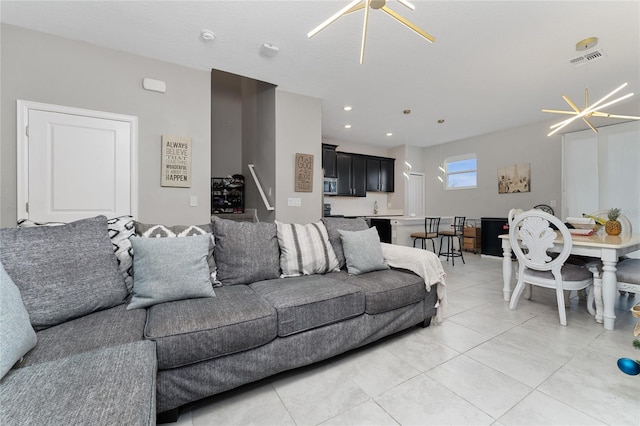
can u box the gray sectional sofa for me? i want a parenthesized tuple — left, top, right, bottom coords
(0, 215, 441, 425)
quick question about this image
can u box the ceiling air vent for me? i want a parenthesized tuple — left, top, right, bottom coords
(569, 49, 607, 67)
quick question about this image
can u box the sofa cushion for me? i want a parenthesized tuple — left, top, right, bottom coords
(0, 215, 128, 330)
(339, 227, 389, 275)
(16, 303, 147, 368)
(18, 216, 137, 293)
(276, 220, 340, 277)
(321, 217, 369, 269)
(250, 275, 365, 337)
(0, 262, 37, 379)
(127, 234, 216, 309)
(212, 216, 280, 285)
(134, 220, 219, 285)
(0, 341, 156, 426)
(330, 269, 426, 314)
(145, 285, 277, 369)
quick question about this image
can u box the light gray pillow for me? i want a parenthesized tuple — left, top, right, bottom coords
(0, 262, 37, 379)
(321, 217, 369, 269)
(0, 215, 128, 330)
(134, 221, 219, 285)
(338, 227, 389, 275)
(127, 233, 215, 309)
(212, 216, 281, 285)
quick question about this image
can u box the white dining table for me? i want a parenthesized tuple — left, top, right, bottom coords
(499, 231, 640, 330)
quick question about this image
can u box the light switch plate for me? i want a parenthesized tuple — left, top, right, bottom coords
(189, 195, 198, 207)
(288, 197, 301, 207)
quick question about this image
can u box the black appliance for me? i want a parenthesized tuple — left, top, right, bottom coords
(370, 218, 392, 244)
(481, 217, 510, 257)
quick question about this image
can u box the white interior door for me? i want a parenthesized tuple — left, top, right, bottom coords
(18, 101, 138, 222)
(407, 172, 425, 216)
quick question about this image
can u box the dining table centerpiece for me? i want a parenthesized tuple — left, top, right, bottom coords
(605, 208, 622, 235)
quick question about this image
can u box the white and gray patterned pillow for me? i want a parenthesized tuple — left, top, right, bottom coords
(276, 221, 340, 278)
(134, 222, 219, 285)
(18, 216, 136, 292)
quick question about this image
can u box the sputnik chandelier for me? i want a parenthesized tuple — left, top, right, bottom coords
(307, 0, 434, 64)
(542, 37, 640, 137)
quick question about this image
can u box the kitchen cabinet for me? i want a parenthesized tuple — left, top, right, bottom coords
(366, 157, 395, 192)
(337, 152, 366, 197)
(322, 144, 337, 178)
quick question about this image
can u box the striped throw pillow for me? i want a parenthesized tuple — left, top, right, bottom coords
(276, 221, 340, 278)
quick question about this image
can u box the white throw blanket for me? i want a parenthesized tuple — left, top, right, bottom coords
(380, 243, 447, 324)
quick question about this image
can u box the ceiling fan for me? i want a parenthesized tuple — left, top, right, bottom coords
(307, 0, 435, 64)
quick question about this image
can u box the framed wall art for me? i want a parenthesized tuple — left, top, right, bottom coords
(498, 163, 530, 194)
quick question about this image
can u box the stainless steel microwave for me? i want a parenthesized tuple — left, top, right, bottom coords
(323, 177, 337, 195)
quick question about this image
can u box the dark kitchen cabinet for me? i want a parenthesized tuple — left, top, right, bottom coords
(366, 157, 395, 192)
(322, 144, 337, 178)
(337, 152, 366, 197)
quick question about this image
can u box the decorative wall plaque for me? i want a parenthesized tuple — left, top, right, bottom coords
(161, 135, 192, 187)
(295, 153, 313, 192)
(498, 163, 530, 193)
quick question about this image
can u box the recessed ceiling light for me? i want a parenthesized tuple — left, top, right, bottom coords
(386, 132, 393, 136)
(343, 106, 352, 111)
(437, 119, 445, 124)
(403, 109, 411, 115)
(344, 124, 352, 129)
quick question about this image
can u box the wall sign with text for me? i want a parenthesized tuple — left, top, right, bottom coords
(161, 135, 192, 188)
(295, 153, 313, 192)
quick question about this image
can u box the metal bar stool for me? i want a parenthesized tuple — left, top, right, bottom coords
(438, 216, 466, 265)
(411, 217, 440, 252)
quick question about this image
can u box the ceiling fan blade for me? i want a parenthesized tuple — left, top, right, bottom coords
(582, 117, 598, 133)
(360, 0, 372, 64)
(381, 6, 435, 43)
(308, 0, 363, 38)
(542, 109, 579, 115)
(591, 111, 640, 120)
(395, 0, 416, 11)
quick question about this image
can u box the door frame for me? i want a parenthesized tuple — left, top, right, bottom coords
(17, 100, 139, 220)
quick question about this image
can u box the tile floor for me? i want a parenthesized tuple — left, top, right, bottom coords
(175, 253, 639, 425)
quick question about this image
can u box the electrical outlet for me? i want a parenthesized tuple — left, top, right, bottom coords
(287, 197, 301, 207)
(550, 199, 556, 207)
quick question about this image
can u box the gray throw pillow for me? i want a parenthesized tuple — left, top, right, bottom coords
(127, 233, 215, 309)
(212, 216, 280, 285)
(134, 221, 219, 285)
(321, 217, 369, 268)
(0, 215, 128, 330)
(0, 262, 37, 379)
(18, 216, 136, 292)
(338, 227, 389, 275)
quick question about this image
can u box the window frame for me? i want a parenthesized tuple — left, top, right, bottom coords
(444, 153, 477, 190)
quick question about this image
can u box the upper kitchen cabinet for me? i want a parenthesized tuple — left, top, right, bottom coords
(366, 156, 395, 192)
(337, 152, 366, 197)
(322, 144, 338, 178)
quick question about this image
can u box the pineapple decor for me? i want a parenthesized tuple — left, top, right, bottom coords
(605, 208, 622, 236)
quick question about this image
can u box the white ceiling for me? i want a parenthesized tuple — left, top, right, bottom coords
(2, 0, 639, 147)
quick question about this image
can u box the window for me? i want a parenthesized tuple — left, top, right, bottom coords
(444, 154, 477, 190)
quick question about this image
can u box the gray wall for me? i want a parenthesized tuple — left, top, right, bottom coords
(211, 71, 242, 177)
(422, 120, 563, 220)
(275, 90, 323, 224)
(1, 24, 211, 226)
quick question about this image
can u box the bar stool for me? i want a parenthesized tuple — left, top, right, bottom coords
(438, 216, 466, 265)
(411, 217, 440, 252)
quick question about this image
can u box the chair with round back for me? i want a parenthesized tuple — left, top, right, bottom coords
(438, 216, 466, 266)
(508, 209, 594, 326)
(411, 217, 440, 252)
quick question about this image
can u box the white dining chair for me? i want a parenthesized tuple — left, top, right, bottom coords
(508, 209, 594, 326)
